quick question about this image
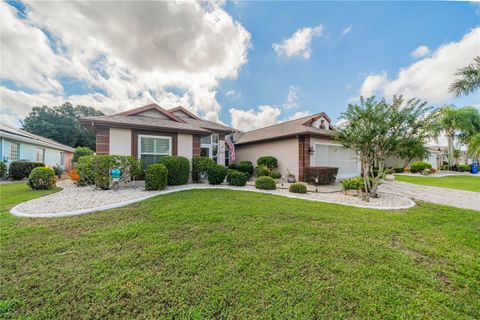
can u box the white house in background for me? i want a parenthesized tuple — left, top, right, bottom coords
(0, 123, 75, 170)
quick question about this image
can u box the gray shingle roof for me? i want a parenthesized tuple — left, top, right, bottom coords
(234, 113, 335, 145)
(0, 123, 75, 152)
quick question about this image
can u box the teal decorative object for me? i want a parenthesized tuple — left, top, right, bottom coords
(111, 168, 121, 180)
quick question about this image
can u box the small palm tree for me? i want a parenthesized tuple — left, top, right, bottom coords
(450, 56, 480, 96)
(466, 133, 480, 163)
(433, 106, 465, 168)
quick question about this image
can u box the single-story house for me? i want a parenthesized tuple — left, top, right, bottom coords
(232, 113, 361, 181)
(0, 123, 74, 170)
(79, 103, 235, 168)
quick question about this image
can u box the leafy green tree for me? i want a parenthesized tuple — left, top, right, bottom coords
(396, 138, 430, 169)
(72, 147, 95, 164)
(433, 105, 479, 168)
(21, 103, 104, 150)
(450, 56, 480, 96)
(466, 133, 480, 162)
(335, 96, 435, 200)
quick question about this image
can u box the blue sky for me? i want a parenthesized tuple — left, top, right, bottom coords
(1, 1, 479, 130)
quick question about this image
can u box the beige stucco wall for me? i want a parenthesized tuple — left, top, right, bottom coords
(218, 139, 226, 165)
(177, 133, 193, 160)
(110, 128, 132, 156)
(235, 138, 299, 178)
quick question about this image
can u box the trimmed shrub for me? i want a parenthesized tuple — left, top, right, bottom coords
(160, 156, 190, 185)
(441, 164, 449, 171)
(226, 169, 248, 186)
(8, 161, 44, 180)
(230, 161, 254, 177)
(28, 167, 56, 190)
(269, 171, 282, 179)
(145, 163, 168, 190)
(304, 166, 338, 185)
(255, 165, 271, 177)
(257, 156, 278, 170)
(0, 161, 6, 178)
(77, 155, 95, 186)
(289, 182, 307, 193)
(458, 164, 470, 172)
(192, 156, 215, 182)
(207, 164, 227, 185)
(410, 161, 432, 173)
(340, 177, 363, 191)
(255, 176, 276, 190)
(72, 147, 94, 164)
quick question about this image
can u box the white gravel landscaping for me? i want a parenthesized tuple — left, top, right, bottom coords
(10, 179, 415, 218)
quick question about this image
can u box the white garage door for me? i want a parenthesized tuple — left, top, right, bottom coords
(313, 144, 360, 179)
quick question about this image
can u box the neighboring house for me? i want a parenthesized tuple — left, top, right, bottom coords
(79, 103, 234, 168)
(0, 123, 74, 170)
(232, 113, 361, 181)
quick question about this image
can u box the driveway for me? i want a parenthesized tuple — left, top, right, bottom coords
(379, 180, 480, 211)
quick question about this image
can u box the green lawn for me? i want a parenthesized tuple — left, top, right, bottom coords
(395, 175, 480, 192)
(0, 183, 479, 319)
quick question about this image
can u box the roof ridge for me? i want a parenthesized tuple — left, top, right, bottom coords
(241, 112, 326, 134)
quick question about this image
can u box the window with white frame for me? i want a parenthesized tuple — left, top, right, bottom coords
(138, 135, 171, 166)
(10, 143, 19, 161)
(36, 148, 45, 162)
(200, 134, 219, 163)
(60, 151, 65, 167)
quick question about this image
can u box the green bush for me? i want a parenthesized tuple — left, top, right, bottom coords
(269, 171, 282, 179)
(441, 164, 449, 171)
(304, 166, 338, 185)
(77, 155, 95, 186)
(255, 165, 271, 177)
(410, 161, 432, 173)
(145, 163, 168, 190)
(229, 161, 254, 177)
(340, 177, 364, 191)
(457, 164, 470, 172)
(28, 167, 56, 190)
(72, 147, 94, 164)
(8, 161, 44, 180)
(192, 156, 215, 182)
(257, 156, 278, 170)
(207, 164, 227, 185)
(289, 183, 307, 193)
(0, 161, 6, 178)
(226, 169, 248, 186)
(255, 176, 276, 190)
(160, 156, 190, 185)
(77, 155, 141, 189)
(52, 165, 64, 177)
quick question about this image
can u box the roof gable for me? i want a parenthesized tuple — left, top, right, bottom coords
(117, 103, 186, 123)
(302, 113, 335, 130)
(168, 106, 201, 120)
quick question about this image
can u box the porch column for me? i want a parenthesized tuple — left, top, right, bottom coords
(298, 136, 310, 181)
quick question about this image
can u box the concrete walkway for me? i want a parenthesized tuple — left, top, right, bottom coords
(379, 180, 479, 211)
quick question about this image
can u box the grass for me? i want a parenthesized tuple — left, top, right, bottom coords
(395, 175, 480, 192)
(0, 183, 479, 319)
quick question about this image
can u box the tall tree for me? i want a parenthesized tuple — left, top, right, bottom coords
(450, 56, 480, 96)
(396, 138, 430, 169)
(21, 103, 104, 150)
(335, 96, 435, 200)
(433, 105, 479, 168)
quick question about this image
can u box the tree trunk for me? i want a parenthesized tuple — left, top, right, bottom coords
(447, 131, 454, 169)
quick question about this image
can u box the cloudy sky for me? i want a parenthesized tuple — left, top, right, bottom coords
(1, 1, 479, 131)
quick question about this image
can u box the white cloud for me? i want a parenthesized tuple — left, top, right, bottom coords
(0, 1, 251, 125)
(410, 45, 430, 58)
(272, 25, 324, 59)
(286, 111, 310, 121)
(284, 85, 301, 109)
(357, 27, 480, 102)
(229, 105, 281, 131)
(341, 25, 352, 37)
(225, 90, 241, 98)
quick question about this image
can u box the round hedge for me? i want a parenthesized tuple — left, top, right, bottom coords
(410, 161, 432, 173)
(269, 171, 282, 179)
(8, 161, 44, 180)
(257, 156, 278, 169)
(255, 165, 271, 177)
(289, 183, 307, 193)
(192, 156, 215, 182)
(226, 169, 248, 186)
(160, 156, 190, 185)
(28, 167, 56, 190)
(145, 163, 168, 190)
(255, 176, 276, 190)
(207, 164, 227, 185)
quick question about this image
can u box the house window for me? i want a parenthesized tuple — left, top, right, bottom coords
(60, 152, 65, 167)
(138, 135, 171, 166)
(36, 148, 45, 163)
(320, 119, 326, 129)
(200, 134, 219, 163)
(10, 143, 19, 161)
